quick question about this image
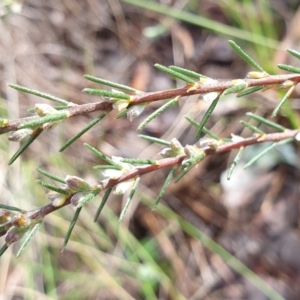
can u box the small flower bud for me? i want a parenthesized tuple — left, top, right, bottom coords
(0, 210, 12, 224)
(35, 104, 57, 116)
(12, 214, 31, 228)
(47, 192, 68, 207)
(8, 128, 33, 142)
(203, 92, 219, 102)
(127, 104, 145, 121)
(281, 80, 294, 88)
(42, 122, 58, 131)
(247, 71, 268, 79)
(112, 99, 130, 112)
(160, 138, 184, 158)
(70, 192, 88, 207)
(231, 79, 247, 85)
(65, 175, 91, 192)
(114, 180, 135, 195)
(231, 133, 244, 142)
(5, 226, 27, 245)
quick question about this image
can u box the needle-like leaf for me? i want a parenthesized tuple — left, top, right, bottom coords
(228, 40, 265, 72)
(60, 113, 106, 152)
(9, 127, 43, 165)
(94, 188, 112, 222)
(62, 207, 82, 251)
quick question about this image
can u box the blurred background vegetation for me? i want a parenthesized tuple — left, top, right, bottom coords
(1, 0, 300, 299)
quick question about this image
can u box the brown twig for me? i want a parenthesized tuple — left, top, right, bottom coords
(1, 129, 299, 239)
(1, 73, 300, 135)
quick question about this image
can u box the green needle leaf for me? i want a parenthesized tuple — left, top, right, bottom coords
(228, 40, 265, 72)
(60, 113, 106, 152)
(83, 88, 131, 100)
(9, 84, 70, 105)
(227, 148, 244, 180)
(223, 83, 248, 95)
(168, 66, 208, 79)
(287, 48, 300, 60)
(185, 116, 220, 140)
(119, 177, 140, 221)
(94, 188, 112, 222)
(84, 75, 139, 93)
(116, 109, 129, 119)
(16, 222, 42, 257)
(196, 95, 220, 138)
(152, 168, 174, 211)
(240, 120, 265, 135)
(0, 244, 9, 257)
(154, 64, 196, 84)
(19, 112, 69, 129)
(0, 204, 24, 212)
(62, 207, 82, 251)
(9, 127, 43, 165)
(36, 179, 69, 195)
(78, 188, 101, 208)
(272, 85, 296, 117)
(84, 143, 123, 168)
(246, 112, 286, 131)
(37, 168, 65, 184)
(237, 86, 264, 97)
(137, 97, 179, 131)
(277, 64, 300, 74)
(244, 138, 294, 169)
(138, 134, 170, 146)
(121, 158, 158, 165)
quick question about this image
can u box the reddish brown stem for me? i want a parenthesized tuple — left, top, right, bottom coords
(1, 74, 300, 135)
(1, 129, 299, 239)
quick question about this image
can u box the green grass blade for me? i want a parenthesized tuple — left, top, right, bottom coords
(144, 198, 285, 300)
(59, 113, 106, 152)
(9, 127, 43, 165)
(121, 0, 278, 48)
(228, 40, 264, 71)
